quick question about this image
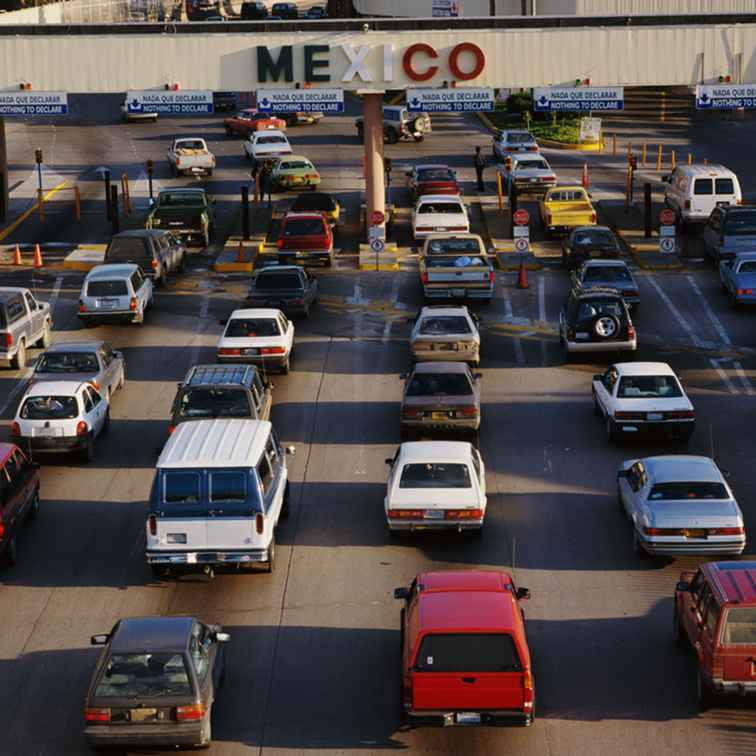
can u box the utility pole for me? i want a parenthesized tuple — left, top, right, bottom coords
(0, 118, 7, 223)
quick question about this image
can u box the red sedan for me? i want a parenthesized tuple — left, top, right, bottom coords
(407, 164, 460, 203)
(224, 109, 286, 137)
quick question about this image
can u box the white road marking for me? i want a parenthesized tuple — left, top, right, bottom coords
(0, 368, 32, 418)
(709, 357, 738, 395)
(48, 275, 62, 312)
(645, 276, 703, 348)
(346, 278, 369, 305)
(188, 295, 210, 366)
(686, 275, 731, 346)
(733, 361, 755, 396)
(500, 283, 525, 366)
(382, 275, 401, 342)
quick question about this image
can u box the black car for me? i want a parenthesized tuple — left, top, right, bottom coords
(247, 265, 318, 317)
(561, 225, 621, 270)
(212, 91, 237, 112)
(104, 230, 174, 287)
(240, 0, 267, 18)
(558, 285, 637, 362)
(305, 5, 327, 18)
(271, 1, 298, 19)
(290, 191, 340, 228)
(169, 363, 273, 436)
(84, 616, 229, 750)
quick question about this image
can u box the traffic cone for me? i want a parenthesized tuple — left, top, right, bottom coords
(581, 162, 589, 189)
(33, 243, 43, 269)
(517, 257, 529, 289)
(12, 244, 22, 265)
(237, 240, 245, 263)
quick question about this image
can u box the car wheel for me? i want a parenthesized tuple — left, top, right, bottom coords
(413, 135, 424, 143)
(150, 564, 168, 579)
(386, 128, 399, 144)
(27, 489, 40, 521)
(593, 313, 620, 340)
(207, 169, 213, 177)
(673, 606, 687, 649)
(561, 340, 572, 364)
(632, 527, 645, 556)
(356, 124, 364, 141)
(37, 322, 52, 348)
(281, 481, 291, 518)
(82, 434, 95, 463)
(606, 417, 618, 442)
(11, 341, 26, 370)
(264, 535, 275, 573)
(225, 126, 233, 136)
(281, 357, 290, 375)
(697, 672, 715, 711)
(4, 535, 17, 566)
(730, 289, 739, 309)
(592, 391, 601, 417)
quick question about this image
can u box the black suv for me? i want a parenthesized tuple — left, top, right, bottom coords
(247, 265, 318, 317)
(271, 2, 298, 19)
(558, 286, 637, 361)
(104, 230, 176, 287)
(168, 364, 273, 436)
(241, 0, 267, 18)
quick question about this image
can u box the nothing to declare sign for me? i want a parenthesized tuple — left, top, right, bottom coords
(257, 89, 344, 113)
(127, 90, 213, 115)
(0, 91, 68, 116)
(534, 86, 624, 112)
(407, 87, 494, 113)
(432, 0, 460, 16)
(696, 84, 756, 110)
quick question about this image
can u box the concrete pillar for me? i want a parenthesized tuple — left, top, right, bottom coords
(0, 118, 7, 223)
(362, 92, 386, 236)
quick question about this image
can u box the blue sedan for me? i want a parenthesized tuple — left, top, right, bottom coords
(720, 252, 756, 307)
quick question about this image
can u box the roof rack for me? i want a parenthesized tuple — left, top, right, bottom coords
(184, 364, 255, 387)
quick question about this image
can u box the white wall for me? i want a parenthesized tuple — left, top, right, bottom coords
(0, 2, 63, 24)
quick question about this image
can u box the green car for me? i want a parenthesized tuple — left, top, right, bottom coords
(146, 188, 215, 247)
(270, 155, 321, 191)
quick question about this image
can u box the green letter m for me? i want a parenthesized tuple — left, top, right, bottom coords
(257, 46, 294, 83)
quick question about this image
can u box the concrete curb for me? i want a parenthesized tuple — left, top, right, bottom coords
(475, 112, 603, 151)
(358, 242, 399, 271)
(214, 237, 264, 273)
(62, 245, 107, 272)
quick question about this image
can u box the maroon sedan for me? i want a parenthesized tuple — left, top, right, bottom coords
(407, 164, 460, 203)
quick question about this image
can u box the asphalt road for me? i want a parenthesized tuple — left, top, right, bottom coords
(0, 97, 755, 756)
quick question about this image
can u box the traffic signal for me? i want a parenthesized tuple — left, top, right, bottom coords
(718, 74, 732, 83)
(34, 148, 43, 164)
(146, 159, 154, 176)
(504, 156, 512, 171)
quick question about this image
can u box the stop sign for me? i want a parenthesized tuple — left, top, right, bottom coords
(370, 210, 385, 226)
(659, 208, 676, 226)
(513, 208, 530, 226)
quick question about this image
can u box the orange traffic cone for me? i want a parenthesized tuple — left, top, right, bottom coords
(12, 244, 22, 265)
(237, 241, 245, 263)
(517, 257, 529, 289)
(33, 243, 43, 269)
(581, 162, 589, 189)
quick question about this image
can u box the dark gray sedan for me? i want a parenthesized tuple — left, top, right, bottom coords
(719, 252, 756, 307)
(572, 260, 640, 310)
(84, 616, 229, 750)
(562, 225, 621, 270)
(32, 341, 126, 403)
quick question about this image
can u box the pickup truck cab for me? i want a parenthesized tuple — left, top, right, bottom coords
(0, 287, 53, 369)
(247, 265, 318, 317)
(539, 186, 596, 237)
(394, 570, 533, 728)
(166, 138, 216, 177)
(419, 234, 493, 302)
(277, 212, 333, 267)
(146, 188, 215, 248)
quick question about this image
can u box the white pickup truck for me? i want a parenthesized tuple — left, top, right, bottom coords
(166, 138, 216, 177)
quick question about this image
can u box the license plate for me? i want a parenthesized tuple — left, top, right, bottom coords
(130, 708, 157, 723)
(425, 509, 445, 519)
(244, 348, 259, 355)
(529, 177, 538, 183)
(647, 412, 663, 421)
(432, 411, 448, 421)
(292, 176, 303, 183)
(452, 288, 466, 297)
(98, 298, 118, 309)
(435, 227, 446, 232)
(717, 201, 730, 207)
(685, 529, 706, 538)
(169, 221, 183, 227)
(456, 712, 481, 725)
(35, 426, 60, 437)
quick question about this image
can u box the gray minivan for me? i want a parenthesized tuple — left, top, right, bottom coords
(104, 230, 182, 287)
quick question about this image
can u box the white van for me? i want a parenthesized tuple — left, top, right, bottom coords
(662, 164, 742, 227)
(146, 418, 294, 577)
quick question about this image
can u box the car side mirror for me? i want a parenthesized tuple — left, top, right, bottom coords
(385, 457, 394, 466)
(515, 587, 531, 601)
(285, 445, 296, 456)
(213, 631, 231, 643)
(394, 587, 410, 601)
(265, 381, 275, 390)
(676, 581, 691, 592)
(90, 634, 109, 646)
(148, 198, 155, 208)
(38, 303, 45, 310)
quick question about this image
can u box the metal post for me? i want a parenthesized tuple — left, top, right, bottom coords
(0, 117, 8, 222)
(104, 168, 112, 221)
(509, 182, 518, 238)
(241, 185, 250, 240)
(110, 184, 119, 235)
(643, 182, 652, 238)
(74, 186, 81, 222)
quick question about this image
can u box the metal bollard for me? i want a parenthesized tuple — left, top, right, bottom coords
(612, 133, 617, 157)
(74, 186, 81, 222)
(38, 188, 45, 222)
(643, 183, 652, 238)
(496, 172, 503, 213)
(641, 143, 647, 167)
(241, 186, 250, 240)
(104, 168, 111, 221)
(688, 152, 693, 165)
(671, 150, 677, 170)
(110, 184, 119, 235)
(655, 145, 663, 171)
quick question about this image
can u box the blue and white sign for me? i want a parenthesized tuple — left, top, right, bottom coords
(126, 90, 213, 115)
(432, 0, 460, 17)
(407, 87, 494, 113)
(0, 91, 68, 117)
(696, 84, 756, 110)
(257, 89, 344, 114)
(533, 86, 624, 112)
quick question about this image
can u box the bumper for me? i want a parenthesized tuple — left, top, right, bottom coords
(147, 547, 270, 566)
(565, 338, 637, 353)
(614, 420, 694, 438)
(278, 250, 331, 264)
(389, 518, 484, 532)
(14, 434, 85, 454)
(734, 292, 756, 304)
(638, 534, 746, 556)
(79, 310, 140, 324)
(401, 418, 480, 433)
(406, 709, 531, 727)
(278, 178, 321, 189)
(85, 723, 203, 749)
(163, 228, 206, 244)
(217, 353, 288, 369)
(247, 298, 309, 316)
(423, 286, 493, 301)
(712, 679, 756, 695)
(411, 348, 479, 363)
(513, 179, 555, 193)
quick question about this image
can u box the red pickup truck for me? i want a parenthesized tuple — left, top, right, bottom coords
(277, 212, 334, 267)
(224, 109, 286, 137)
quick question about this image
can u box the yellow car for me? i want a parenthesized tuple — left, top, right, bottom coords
(539, 185, 596, 237)
(290, 192, 341, 228)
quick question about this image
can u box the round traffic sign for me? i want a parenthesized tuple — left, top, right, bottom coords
(513, 208, 530, 226)
(660, 237, 675, 253)
(370, 238, 386, 254)
(514, 238, 529, 252)
(659, 208, 676, 226)
(370, 210, 385, 226)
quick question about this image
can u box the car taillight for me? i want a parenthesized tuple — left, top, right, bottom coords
(506, 146, 516, 152)
(684, 200, 691, 209)
(708, 526, 745, 535)
(444, 508, 483, 520)
(148, 514, 157, 536)
(167, 424, 176, 434)
(0, 521, 5, 539)
(256, 513, 264, 534)
(84, 707, 111, 723)
(218, 348, 242, 356)
(402, 408, 421, 419)
(589, 212, 597, 223)
(4, 332, 12, 349)
(737, 198, 744, 205)
(737, 288, 754, 296)
(388, 510, 424, 519)
(448, 226, 467, 231)
(546, 175, 556, 181)
(421, 271, 429, 284)
(304, 174, 318, 179)
(151, 259, 158, 269)
(615, 411, 645, 421)
(276, 238, 284, 248)
(261, 347, 286, 355)
(625, 289, 639, 298)
(78, 302, 86, 314)
(175, 157, 181, 167)
(176, 703, 205, 722)
(10, 421, 20, 436)
(129, 297, 137, 311)
(488, 270, 495, 283)
(712, 654, 724, 679)
(523, 671, 534, 707)
(644, 527, 685, 536)
(627, 324, 636, 339)
(457, 406, 478, 417)
(665, 410, 695, 419)
(76, 421, 88, 436)
(527, 146, 537, 151)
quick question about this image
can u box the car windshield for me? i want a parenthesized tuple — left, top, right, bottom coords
(107, 238, 148, 260)
(258, 136, 287, 144)
(418, 316, 472, 335)
(20, 395, 78, 419)
(426, 255, 486, 268)
(577, 299, 624, 321)
(418, 203, 464, 214)
(225, 318, 280, 337)
(177, 388, 252, 419)
(414, 634, 522, 673)
(292, 194, 335, 212)
(157, 193, 205, 207)
(617, 375, 682, 398)
(722, 607, 756, 645)
(255, 273, 302, 290)
(94, 653, 191, 698)
(573, 230, 615, 246)
(399, 462, 472, 488)
(583, 266, 632, 283)
(426, 238, 481, 255)
(647, 482, 728, 500)
(36, 352, 98, 374)
(406, 372, 473, 397)
(283, 219, 325, 236)
(417, 168, 455, 182)
(723, 211, 756, 235)
(506, 132, 534, 144)
(87, 280, 128, 297)
(515, 159, 548, 170)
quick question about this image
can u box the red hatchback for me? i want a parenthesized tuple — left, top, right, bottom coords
(674, 561, 756, 708)
(224, 109, 286, 137)
(0, 443, 40, 566)
(277, 212, 334, 267)
(394, 570, 534, 728)
(407, 164, 460, 203)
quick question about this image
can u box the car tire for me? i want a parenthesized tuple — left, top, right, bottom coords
(356, 124, 364, 141)
(150, 564, 168, 579)
(673, 607, 687, 649)
(593, 313, 620, 340)
(225, 126, 233, 136)
(606, 417, 618, 442)
(413, 135, 424, 143)
(11, 341, 26, 370)
(697, 672, 715, 711)
(207, 169, 213, 177)
(729, 289, 738, 309)
(281, 357, 290, 375)
(4, 535, 17, 566)
(386, 128, 399, 144)
(264, 534, 275, 573)
(592, 391, 601, 417)
(27, 489, 40, 521)
(82, 434, 95, 463)
(37, 321, 52, 348)
(281, 481, 291, 518)
(632, 527, 645, 556)
(617, 486, 626, 517)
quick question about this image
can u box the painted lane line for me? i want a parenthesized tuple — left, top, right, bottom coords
(709, 357, 738, 395)
(686, 275, 731, 347)
(733, 361, 755, 396)
(500, 283, 525, 366)
(382, 275, 401, 342)
(537, 275, 548, 366)
(645, 276, 703, 348)
(48, 275, 62, 312)
(188, 295, 210, 367)
(0, 368, 33, 418)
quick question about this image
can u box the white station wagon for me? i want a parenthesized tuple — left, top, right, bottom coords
(384, 441, 486, 534)
(617, 455, 746, 557)
(412, 195, 470, 241)
(79, 263, 153, 325)
(217, 308, 295, 374)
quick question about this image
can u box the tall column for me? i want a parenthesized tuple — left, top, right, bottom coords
(362, 92, 386, 236)
(0, 118, 8, 223)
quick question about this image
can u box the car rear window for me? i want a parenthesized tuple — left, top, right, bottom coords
(648, 482, 727, 500)
(577, 299, 624, 322)
(292, 194, 335, 212)
(426, 238, 482, 255)
(723, 211, 756, 235)
(164, 471, 201, 503)
(20, 395, 78, 419)
(694, 178, 713, 195)
(415, 633, 522, 673)
(515, 159, 548, 170)
(418, 168, 455, 182)
(399, 463, 472, 488)
(407, 373, 473, 397)
(225, 318, 281, 337)
(87, 280, 129, 297)
(738, 261, 756, 273)
(255, 273, 302, 290)
(177, 140, 205, 150)
(548, 190, 587, 202)
(258, 135, 287, 144)
(617, 375, 682, 398)
(177, 388, 253, 419)
(36, 352, 98, 374)
(279, 161, 312, 170)
(722, 607, 756, 645)
(158, 192, 205, 207)
(418, 202, 464, 214)
(209, 471, 246, 502)
(582, 266, 632, 283)
(716, 178, 735, 195)
(94, 653, 191, 698)
(506, 132, 533, 144)
(573, 229, 615, 246)
(418, 316, 472, 335)
(106, 238, 149, 261)
(283, 218, 326, 236)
